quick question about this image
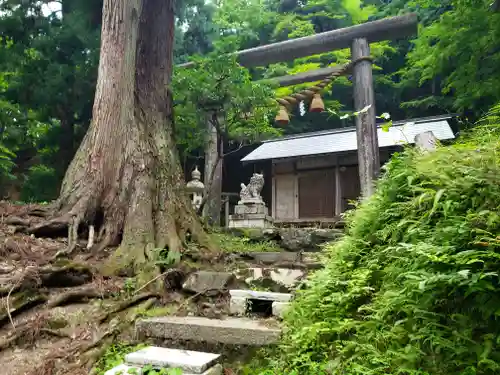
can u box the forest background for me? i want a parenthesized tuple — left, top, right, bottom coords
(0, 0, 497, 203)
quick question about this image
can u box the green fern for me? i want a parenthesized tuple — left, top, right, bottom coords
(255, 103, 500, 375)
(0, 142, 15, 178)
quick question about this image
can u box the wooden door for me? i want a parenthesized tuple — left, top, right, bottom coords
(298, 170, 335, 218)
(274, 174, 296, 220)
(340, 165, 361, 212)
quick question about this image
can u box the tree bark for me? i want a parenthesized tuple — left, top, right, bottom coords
(57, 109, 75, 174)
(203, 118, 223, 226)
(29, 0, 210, 272)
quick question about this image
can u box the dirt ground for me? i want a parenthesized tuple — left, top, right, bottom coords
(0, 201, 222, 375)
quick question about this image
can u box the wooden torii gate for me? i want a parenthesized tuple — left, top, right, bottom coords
(180, 14, 418, 222)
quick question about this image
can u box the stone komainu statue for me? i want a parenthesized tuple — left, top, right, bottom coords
(240, 173, 264, 202)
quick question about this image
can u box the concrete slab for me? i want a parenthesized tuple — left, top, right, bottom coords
(125, 346, 220, 374)
(104, 363, 223, 375)
(229, 297, 247, 315)
(229, 289, 292, 302)
(136, 316, 281, 346)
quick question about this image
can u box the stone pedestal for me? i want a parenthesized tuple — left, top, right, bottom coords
(234, 202, 268, 215)
(228, 203, 273, 228)
(229, 173, 273, 228)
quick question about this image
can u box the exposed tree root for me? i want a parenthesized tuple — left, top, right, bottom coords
(7, 0, 220, 280)
(5, 216, 31, 227)
(0, 264, 94, 298)
(0, 326, 70, 352)
(19, 292, 160, 375)
(1, 292, 48, 329)
(0, 311, 71, 352)
(97, 291, 161, 324)
(28, 207, 51, 218)
(47, 287, 108, 308)
(39, 264, 94, 287)
(134, 268, 185, 295)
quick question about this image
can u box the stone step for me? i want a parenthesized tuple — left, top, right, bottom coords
(229, 289, 292, 318)
(271, 301, 291, 319)
(126, 346, 221, 374)
(105, 363, 222, 375)
(136, 316, 281, 346)
(105, 346, 223, 375)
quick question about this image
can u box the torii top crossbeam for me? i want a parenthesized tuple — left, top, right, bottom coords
(178, 14, 417, 70)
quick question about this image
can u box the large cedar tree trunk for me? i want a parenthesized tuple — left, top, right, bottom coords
(31, 0, 209, 271)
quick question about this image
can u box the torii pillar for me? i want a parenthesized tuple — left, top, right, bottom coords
(351, 38, 379, 197)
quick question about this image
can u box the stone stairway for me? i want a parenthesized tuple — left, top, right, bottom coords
(104, 251, 322, 374)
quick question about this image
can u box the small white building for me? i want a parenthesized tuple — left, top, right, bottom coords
(241, 115, 455, 224)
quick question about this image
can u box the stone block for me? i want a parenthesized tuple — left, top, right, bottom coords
(228, 213, 273, 229)
(182, 271, 235, 295)
(125, 346, 220, 374)
(229, 289, 292, 302)
(199, 364, 223, 375)
(234, 203, 268, 215)
(136, 316, 281, 346)
(249, 252, 301, 265)
(229, 297, 247, 315)
(272, 301, 290, 319)
(241, 267, 305, 288)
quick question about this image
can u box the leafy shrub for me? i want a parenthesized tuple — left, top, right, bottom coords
(0, 141, 15, 179)
(93, 342, 185, 374)
(20, 164, 59, 202)
(93, 343, 147, 374)
(211, 231, 281, 253)
(261, 118, 500, 374)
(0, 142, 15, 198)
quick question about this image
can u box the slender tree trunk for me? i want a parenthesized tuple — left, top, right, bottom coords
(30, 0, 210, 273)
(203, 119, 223, 225)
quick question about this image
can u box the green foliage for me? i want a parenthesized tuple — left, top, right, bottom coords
(259, 109, 500, 374)
(0, 141, 15, 179)
(400, 0, 500, 112)
(93, 343, 147, 375)
(0, 0, 99, 199)
(211, 230, 281, 252)
(20, 164, 59, 202)
(0, 0, 498, 205)
(173, 54, 280, 156)
(93, 341, 186, 374)
(143, 367, 183, 375)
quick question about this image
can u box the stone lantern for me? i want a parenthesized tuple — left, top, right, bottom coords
(186, 166, 204, 210)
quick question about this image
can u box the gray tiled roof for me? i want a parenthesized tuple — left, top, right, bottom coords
(241, 116, 455, 162)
